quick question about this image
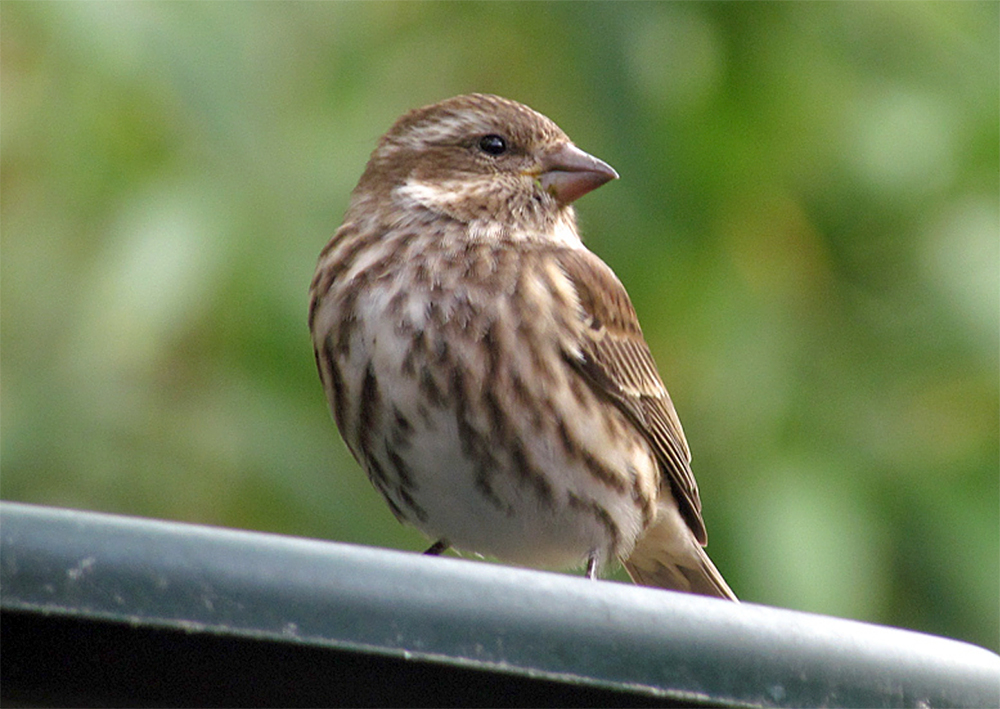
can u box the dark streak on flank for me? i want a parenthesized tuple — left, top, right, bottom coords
(322, 334, 349, 435)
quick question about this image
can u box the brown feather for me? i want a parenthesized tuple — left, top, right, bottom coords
(555, 248, 708, 545)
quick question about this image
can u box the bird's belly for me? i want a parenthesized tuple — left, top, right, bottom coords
(357, 354, 655, 571)
(382, 406, 649, 569)
(338, 278, 658, 572)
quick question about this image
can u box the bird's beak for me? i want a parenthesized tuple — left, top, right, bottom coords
(536, 143, 619, 205)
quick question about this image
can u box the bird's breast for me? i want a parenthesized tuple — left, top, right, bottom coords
(328, 255, 658, 570)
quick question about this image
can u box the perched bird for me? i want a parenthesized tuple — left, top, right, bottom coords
(309, 93, 736, 600)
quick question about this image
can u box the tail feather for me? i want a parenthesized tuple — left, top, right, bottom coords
(624, 541, 737, 600)
(624, 499, 737, 601)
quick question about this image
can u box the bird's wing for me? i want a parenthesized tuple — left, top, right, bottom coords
(555, 248, 707, 545)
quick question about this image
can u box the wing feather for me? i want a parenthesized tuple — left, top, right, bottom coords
(556, 249, 707, 545)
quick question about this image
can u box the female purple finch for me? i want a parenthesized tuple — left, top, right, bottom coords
(309, 94, 736, 600)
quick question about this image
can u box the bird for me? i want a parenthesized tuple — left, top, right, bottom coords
(308, 93, 736, 600)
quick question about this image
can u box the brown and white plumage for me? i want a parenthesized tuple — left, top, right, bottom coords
(309, 94, 736, 600)
(556, 248, 735, 598)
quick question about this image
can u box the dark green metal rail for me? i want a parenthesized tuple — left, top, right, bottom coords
(2, 501, 997, 707)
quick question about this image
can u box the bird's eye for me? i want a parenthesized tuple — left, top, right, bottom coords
(478, 134, 508, 156)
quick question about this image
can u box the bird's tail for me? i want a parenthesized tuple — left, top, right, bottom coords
(623, 500, 737, 601)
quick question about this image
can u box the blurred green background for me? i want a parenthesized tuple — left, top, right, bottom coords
(2, 2, 997, 652)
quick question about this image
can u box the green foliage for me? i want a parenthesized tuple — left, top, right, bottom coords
(2, 1, 996, 652)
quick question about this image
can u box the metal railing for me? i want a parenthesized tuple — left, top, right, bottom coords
(2, 501, 997, 707)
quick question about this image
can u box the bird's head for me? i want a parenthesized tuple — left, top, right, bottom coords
(353, 94, 618, 235)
